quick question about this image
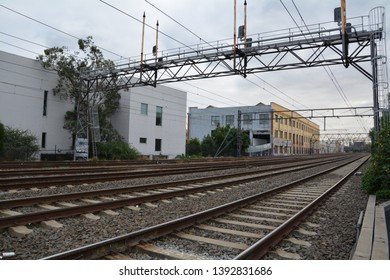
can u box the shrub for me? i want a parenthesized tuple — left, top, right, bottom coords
(362, 118, 390, 199)
(2, 126, 39, 160)
(0, 122, 4, 158)
(186, 138, 202, 157)
(97, 141, 140, 160)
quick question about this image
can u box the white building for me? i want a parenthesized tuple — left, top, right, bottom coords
(0, 51, 74, 158)
(110, 85, 187, 159)
(0, 51, 187, 159)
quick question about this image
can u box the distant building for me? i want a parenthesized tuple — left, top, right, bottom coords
(0, 51, 187, 159)
(188, 102, 320, 156)
(320, 140, 344, 153)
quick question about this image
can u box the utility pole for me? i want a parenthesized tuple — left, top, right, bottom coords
(233, 0, 237, 71)
(140, 12, 146, 81)
(341, 0, 349, 67)
(244, 0, 247, 48)
(154, 20, 159, 65)
(371, 40, 380, 132)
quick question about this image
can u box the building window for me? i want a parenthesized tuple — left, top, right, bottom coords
(43, 90, 48, 116)
(155, 139, 162, 152)
(41, 132, 46, 148)
(259, 114, 268, 125)
(243, 114, 252, 125)
(140, 137, 147, 144)
(141, 103, 148, 115)
(226, 115, 234, 126)
(211, 116, 220, 126)
(156, 106, 163, 126)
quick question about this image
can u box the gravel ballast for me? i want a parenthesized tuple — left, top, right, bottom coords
(0, 159, 369, 260)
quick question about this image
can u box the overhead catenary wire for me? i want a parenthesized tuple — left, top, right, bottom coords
(0, 3, 125, 59)
(0, 1, 374, 134)
(99, 0, 198, 54)
(0, 3, 250, 110)
(142, 0, 312, 112)
(289, 0, 368, 133)
(280, 0, 369, 133)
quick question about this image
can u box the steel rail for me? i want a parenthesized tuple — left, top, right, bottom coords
(0, 155, 286, 170)
(0, 156, 346, 191)
(0, 156, 358, 229)
(0, 157, 269, 175)
(0, 156, 347, 209)
(0, 162, 260, 190)
(234, 157, 369, 259)
(0, 156, 318, 177)
(41, 155, 368, 260)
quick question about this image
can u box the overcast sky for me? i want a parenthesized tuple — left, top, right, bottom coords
(1, 0, 389, 134)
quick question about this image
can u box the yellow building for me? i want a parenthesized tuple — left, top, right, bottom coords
(271, 103, 320, 155)
(188, 102, 320, 156)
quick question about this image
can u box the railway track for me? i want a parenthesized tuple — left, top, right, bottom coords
(0, 155, 351, 230)
(37, 154, 368, 260)
(0, 155, 346, 190)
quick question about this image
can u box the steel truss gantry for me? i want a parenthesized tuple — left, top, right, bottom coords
(82, 10, 384, 91)
(311, 133, 371, 153)
(77, 7, 387, 158)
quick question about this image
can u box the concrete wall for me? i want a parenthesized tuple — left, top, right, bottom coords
(1, 51, 187, 160)
(0, 51, 74, 158)
(112, 85, 187, 159)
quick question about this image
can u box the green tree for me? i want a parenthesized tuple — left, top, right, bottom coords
(37, 36, 122, 147)
(0, 122, 5, 158)
(2, 126, 39, 160)
(186, 138, 202, 156)
(201, 126, 250, 157)
(362, 116, 390, 199)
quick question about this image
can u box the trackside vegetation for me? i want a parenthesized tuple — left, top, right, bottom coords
(0, 123, 39, 161)
(37, 36, 140, 160)
(185, 126, 250, 158)
(362, 115, 390, 199)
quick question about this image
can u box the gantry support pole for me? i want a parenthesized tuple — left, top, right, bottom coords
(233, 0, 237, 71)
(140, 12, 146, 81)
(244, 0, 247, 48)
(341, 0, 349, 67)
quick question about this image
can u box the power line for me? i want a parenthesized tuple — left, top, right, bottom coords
(280, 0, 368, 133)
(0, 41, 41, 56)
(99, 0, 197, 53)
(290, 0, 368, 133)
(99, 0, 252, 108)
(0, 3, 125, 59)
(0, 31, 50, 49)
(142, 0, 310, 111)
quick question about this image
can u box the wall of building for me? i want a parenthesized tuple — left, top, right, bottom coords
(271, 102, 320, 155)
(110, 85, 187, 159)
(0, 51, 74, 159)
(1, 51, 187, 160)
(188, 103, 272, 140)
(188, 102, 320, 156)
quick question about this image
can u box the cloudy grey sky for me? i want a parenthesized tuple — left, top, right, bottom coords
(1, 0, 389, 134)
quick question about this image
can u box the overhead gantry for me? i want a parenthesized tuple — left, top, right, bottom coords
(81, 7, 384, 89)
(76, 3, 387, 158)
